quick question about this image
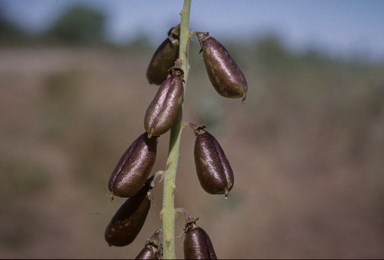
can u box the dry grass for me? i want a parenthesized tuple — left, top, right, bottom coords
(0, 45, 383, 258)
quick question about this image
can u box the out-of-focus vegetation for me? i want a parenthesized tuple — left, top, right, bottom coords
(46, 5, 106, 45)
(1, 4, 107, 46)
(0, 3, 152, 51)
(1, 3, 384, 259)
(0, 6, 30, 45)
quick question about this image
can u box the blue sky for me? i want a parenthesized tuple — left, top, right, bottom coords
(2, 0, 384, 61)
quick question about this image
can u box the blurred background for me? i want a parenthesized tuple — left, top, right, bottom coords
(1, 0, 384, 258)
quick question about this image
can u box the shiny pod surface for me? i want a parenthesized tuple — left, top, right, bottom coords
(198, 32, 247, 101)
(105, 178, 153, 247)
(184, 222, 217, 259)
(144, 69, 184, 138)
(193, 124, 234, 197)
(108, 132, 157, 198)
(135, 229, 161, 259)
(135, 248, 159, 260)
(146, 25, 180, 85)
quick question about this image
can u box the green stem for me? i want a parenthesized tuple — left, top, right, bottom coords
(162, 0, 191, 259)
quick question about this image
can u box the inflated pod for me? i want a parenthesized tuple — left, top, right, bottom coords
(182, 209, 217, 260)
(146, 24, 180, 85)
(190, 123, 234, 198)
(197, 32, 248, 101)
(184, 225, 217, 259)
(105, 177, 153, 247)
(108, 132, 157, 198)
(144, 67, 184, 138)
(135, 229, 162, 259)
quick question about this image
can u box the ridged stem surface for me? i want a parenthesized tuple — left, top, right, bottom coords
(162, 0, 191, 259)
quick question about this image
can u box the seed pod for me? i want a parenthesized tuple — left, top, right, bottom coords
(135, 229, 162, 259)
(105, 177, 153, 247)
(144, 67, 184, 138)
(108, 132, 157, 198)
(146, 24, 180, 85)
(181, 209, 217, 260)
(197, 32, 248, 101)
(190, 123, 234, 198)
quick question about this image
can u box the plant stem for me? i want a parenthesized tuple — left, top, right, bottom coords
(161, 0, 191, 259)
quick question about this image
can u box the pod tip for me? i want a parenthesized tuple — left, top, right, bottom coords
(187, 122, 206, 136)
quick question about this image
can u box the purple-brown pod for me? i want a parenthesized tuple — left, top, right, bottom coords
(108, 132, 157, 198)
(181, 209, 217, 260)
(144, 66, 184, 138)
(135, 229, 162, 259)
(146, 24, 180, 85)
(197, 32, 248, 101)
(190, 123, 234, 198)
(105, 177, 153, 247)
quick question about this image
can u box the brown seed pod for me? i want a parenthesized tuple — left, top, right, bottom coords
(135, 229, 162, 259)
(197, 32, 248, 101)
(180, 209, 217, 260)
(190, 123, 234, 198)
(108, 132, 157, 198)
(144, 67, 184, 138)
(146, 24, 180, 85)
(105, 177, 153, 247)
